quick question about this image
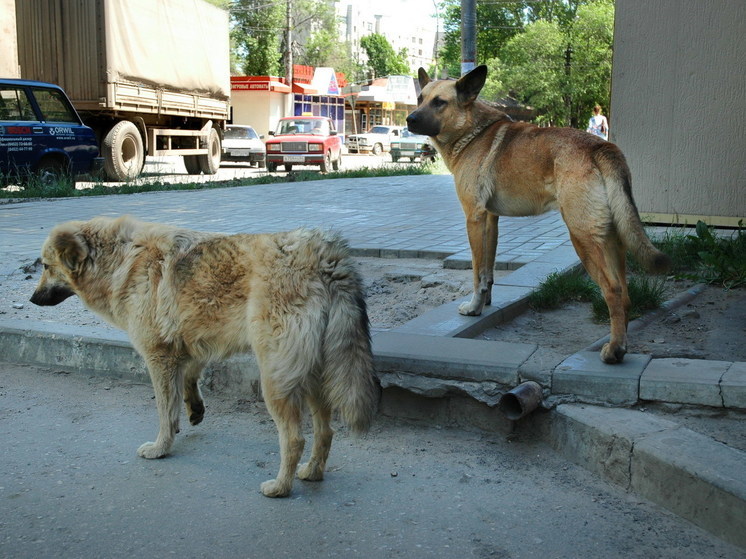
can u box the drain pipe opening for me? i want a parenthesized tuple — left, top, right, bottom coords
(498, 381, 544, 420)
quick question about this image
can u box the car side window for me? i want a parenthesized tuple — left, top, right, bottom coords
(0, 87, 37, 121)
(30, 87, 79, 123)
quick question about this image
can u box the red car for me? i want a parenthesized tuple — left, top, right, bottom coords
(265, 116, 342, 173)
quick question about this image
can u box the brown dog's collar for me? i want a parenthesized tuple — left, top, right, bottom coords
(451, 115, 509, 157)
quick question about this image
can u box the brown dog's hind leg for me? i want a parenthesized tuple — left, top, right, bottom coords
(459, 211, 498, 316)
(297, 394, 333, 482)
(569, 231, 630, 364)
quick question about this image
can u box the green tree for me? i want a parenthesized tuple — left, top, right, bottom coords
(360, 34, 411, 78)
(229, 0, 284, 76)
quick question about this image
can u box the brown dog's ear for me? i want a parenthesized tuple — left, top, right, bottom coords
(52, 227, 88, 272)
(417, 67, 431, 90)
(456, 65, 488, 104)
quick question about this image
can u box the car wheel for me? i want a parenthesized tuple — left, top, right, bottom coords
(409, 157, 415, 162)
(36, 158, 74, 190)
(372, 143, 383, 156)
(332, 154, 341, 171)
(284, 164, 293, 172)
(198, 128, 221, 174)
(103, 120, 144, 181)
(320, 151, 331, 173)
(391, 155, 399, 162)
(267, 162, 277, 172)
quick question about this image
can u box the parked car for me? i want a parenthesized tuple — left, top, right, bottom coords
(0, 79, 102, 187)
(390, 128, 438, 163)
(221, 124, 265, 168)
(346, 125, 405, 155)
(265, 116, 342, 173)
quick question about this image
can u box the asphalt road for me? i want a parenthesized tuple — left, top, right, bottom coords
(2, 362, 742, 559)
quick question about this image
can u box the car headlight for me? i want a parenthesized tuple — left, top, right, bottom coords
(266, 144, 280, 153)
(309, 143, 322, 152)
(359, 139, 368, 145)
(391, 142, 400, 149)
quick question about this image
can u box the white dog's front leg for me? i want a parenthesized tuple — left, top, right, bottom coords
(138, 356, 184, 459)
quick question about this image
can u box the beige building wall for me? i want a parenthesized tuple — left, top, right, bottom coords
(0, 0, 20, 78)
(610, 0, 746, 226)
(231, 90, 286, 138)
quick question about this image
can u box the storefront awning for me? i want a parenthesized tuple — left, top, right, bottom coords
(293, 82, 320, 94)
(231, 76, 290, 93)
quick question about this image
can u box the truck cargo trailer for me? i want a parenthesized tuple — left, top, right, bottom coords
(14, 0, 230, 181)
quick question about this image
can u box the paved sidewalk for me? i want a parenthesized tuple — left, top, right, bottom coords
(1, 176, 744, 549)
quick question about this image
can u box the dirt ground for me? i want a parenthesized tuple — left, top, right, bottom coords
(3, 256, 745, 364)
(476, 278, 746, 363)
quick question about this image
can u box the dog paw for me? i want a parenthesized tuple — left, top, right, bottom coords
(458, 300, 483, 316)
(297, 462, 324, 481)
(189, 409, 204, 426)
(137, 442, 168, 459)
(600, 343, 626, 364)
(260, 479, 291, 498)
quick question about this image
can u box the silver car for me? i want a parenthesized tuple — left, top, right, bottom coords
(221, 124, 266, 168)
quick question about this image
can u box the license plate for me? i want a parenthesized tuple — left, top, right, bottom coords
(283, 155, 305, 163)
(230, 149, 250, 156)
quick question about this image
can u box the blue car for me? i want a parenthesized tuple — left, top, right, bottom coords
(0, 79, 102, 188)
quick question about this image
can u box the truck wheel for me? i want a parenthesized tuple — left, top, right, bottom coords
(372, 143, 383, 156)
(103, 121, 144, 181)
(183, 155, 201, 174)
(198, 128, 221, 174)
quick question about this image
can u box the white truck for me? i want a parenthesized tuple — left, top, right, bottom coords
(12, 0, 230, 181)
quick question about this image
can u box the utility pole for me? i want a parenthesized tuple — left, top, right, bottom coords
(461, 0, 476, 75)
(285, 0, 293, 115)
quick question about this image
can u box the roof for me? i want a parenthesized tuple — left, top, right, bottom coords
(0, 78, 64, 90)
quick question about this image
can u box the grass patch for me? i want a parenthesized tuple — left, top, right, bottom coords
(652, 221, 746, 288)
(0, 161, 443, 200)
(530, 268, 665, 323)
(528, 269, 597, 310)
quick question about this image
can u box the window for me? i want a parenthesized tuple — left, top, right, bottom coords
(31, 87, 79, 123)
(0, 87, 36, 121)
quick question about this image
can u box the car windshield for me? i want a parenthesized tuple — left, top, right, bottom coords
(277, 119, 329, 135)
(225, 126, 258, 140)
(368, 126, 390, 134)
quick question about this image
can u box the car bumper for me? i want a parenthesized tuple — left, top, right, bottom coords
(266, 154, 326, 165)
(221, 150, 265, 163)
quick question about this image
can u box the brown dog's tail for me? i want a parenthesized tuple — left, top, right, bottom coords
(595, 144, 672, 274)
(319, 237, 380, 435)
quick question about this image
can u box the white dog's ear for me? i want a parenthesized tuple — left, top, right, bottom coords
(417, 67, 431, 90)
(52, 227, 89, 272)
(456, 65, 488, 104)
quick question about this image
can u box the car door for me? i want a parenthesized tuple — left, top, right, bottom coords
(0, 84, 40, 175)
(27, 85, 98, 174)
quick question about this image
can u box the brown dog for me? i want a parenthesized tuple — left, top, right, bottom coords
(30, 216, 379, 497)
(406, 66, 670, 364)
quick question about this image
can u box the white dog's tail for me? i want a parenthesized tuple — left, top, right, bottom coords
(595, 144, 671, 274)
(321, 283, 379, 434)
(307, 233, 379, 435)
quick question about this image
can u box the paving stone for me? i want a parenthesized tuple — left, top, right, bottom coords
(721, 361, 746, 409)
(552, 351, 652, 405)
(640, 358, 730, 407)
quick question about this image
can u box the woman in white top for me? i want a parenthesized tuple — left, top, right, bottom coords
(587, 104, 609, 140)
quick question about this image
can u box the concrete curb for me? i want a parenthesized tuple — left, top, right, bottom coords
(546, 404, 746, 549)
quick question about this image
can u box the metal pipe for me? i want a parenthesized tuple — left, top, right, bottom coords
(498, 381, 543, 420)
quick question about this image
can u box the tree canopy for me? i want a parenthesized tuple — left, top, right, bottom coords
(360, 34, 411, 79)
(438, 0, 614, 126)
